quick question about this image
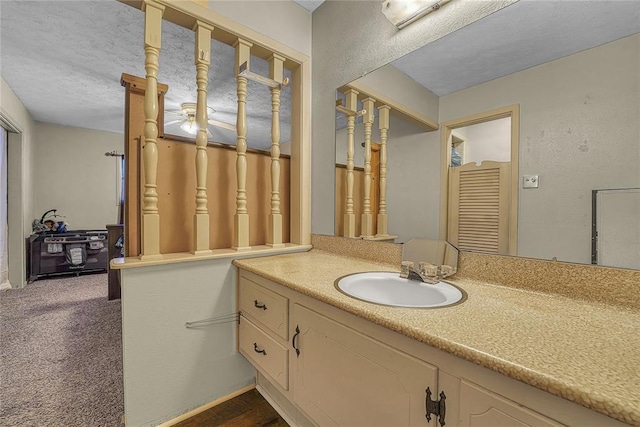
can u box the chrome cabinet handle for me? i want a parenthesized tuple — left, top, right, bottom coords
(253, 343, 267, 356)
(292, 325, 301, 358)
(254, 300, 267, 310)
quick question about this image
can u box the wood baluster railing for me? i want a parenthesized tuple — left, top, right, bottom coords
(343, 89, 359, 238)
(233, 39, 253, 250)
(141, 0, 164, 259)
(193, 21, 214, 254)
(268, 54, 286, 247)
(376, 105, 390, 237)
(360, 97, 376, 238)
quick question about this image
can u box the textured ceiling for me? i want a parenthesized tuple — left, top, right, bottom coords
(4, 0, 638, 148)
(0, 0, 291, 149)
(292, 0, 325, 12)
(391, 0, 640, 96)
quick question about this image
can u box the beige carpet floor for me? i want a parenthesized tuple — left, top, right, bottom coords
(0, 273, 123, 426)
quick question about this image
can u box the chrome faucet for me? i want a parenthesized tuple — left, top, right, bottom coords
(400, 261, 454, 284)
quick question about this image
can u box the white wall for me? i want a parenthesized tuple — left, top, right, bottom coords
(311, 0, 518, 234)
(458, 117, 511, 165)
(121, 260, 254, 426)
(357, 63, 440, 121)
(32, 122, 123, 230)
(208, 0, 312, 56)
(386, 116, 440, 243)
(1, 76, 35, 288)
(440, 34, 639, 264)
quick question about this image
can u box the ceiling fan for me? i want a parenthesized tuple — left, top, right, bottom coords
(165, 102, 236, 136)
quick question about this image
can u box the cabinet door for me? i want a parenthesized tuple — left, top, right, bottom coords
(293, 304, 438, 427)
(459, 380, 564, 427)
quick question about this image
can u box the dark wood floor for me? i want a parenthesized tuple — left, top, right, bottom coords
(173, 389, 289, 427)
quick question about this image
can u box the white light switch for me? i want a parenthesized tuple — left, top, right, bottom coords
(523, 175, 539, 189)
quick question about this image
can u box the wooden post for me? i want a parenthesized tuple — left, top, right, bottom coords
(376, 105, 390, 237)
(267, 54, 286, 247)
(343, 89, 358, 238)
(141, 0, 164, 259)
(233, 39, 253, 250)
(192, 21, 214, 254)
(361, 97, 376, 238)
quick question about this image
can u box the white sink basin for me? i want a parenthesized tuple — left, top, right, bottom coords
(335, 272, 465, 308)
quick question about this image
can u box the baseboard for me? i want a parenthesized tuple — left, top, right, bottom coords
(255, 384, 299, 427)
(0, 280, 11, 291)
(156, 384, 256, 427)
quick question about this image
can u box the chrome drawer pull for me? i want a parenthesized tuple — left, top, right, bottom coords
(254, 300, 267, 310)
(253, 343, 267, 356)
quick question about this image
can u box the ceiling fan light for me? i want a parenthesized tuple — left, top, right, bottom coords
(180, 102, 215, 116)
(180, 119, 198, 135)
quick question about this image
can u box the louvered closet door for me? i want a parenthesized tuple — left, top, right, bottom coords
(448, 161, 511, 254)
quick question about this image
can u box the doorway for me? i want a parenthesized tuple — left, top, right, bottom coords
(439, 105, 519, 255)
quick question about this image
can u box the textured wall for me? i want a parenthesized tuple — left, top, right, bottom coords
(32, 122, 123, 230)
(208, 0, 312, 56)
(311, 0, 517, 234)
(439, 34, 640, 264)
(1, 76, 35, 288)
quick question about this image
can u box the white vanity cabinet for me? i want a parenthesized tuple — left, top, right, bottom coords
(457, 380, 563, 427)
(237, 269, 626, 427)
(292, 303, 438, 426)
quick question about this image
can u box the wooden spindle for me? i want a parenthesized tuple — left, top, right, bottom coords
(192, 21, 213, 254)
(233, 39, 252, 250)
(343, 89, 358, 238)
(141, 0, 164, 259)
(361, 97, 375, 238)
(267, 53, 286, 248)
(376, 105, 390, 237)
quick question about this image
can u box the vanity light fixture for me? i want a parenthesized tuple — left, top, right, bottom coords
(382, 0, 453, 29)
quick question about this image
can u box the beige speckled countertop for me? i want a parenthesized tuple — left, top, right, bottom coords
(234, 249, 640, 426)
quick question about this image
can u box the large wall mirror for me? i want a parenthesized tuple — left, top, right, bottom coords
(334, 1, 639, 270)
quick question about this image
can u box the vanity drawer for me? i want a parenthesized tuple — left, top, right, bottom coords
(239, 315, 289, 390)
(239, 274, 288, 340)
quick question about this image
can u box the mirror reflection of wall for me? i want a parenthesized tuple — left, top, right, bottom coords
(441, 34, 639, 265)
(451, 118, 511, 167)
(334, 1, 640, 270)
(334, 65, 440, 242)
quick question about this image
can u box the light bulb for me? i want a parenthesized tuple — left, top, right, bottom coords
(180, 118, 198, 135)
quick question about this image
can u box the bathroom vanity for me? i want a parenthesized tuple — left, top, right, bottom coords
(234, 249, 638, 427)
